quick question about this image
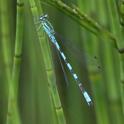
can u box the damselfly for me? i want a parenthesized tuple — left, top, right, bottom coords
(39, 14, 92, 106)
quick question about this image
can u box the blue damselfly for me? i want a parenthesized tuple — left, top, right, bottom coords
(39, 14, 92, 106)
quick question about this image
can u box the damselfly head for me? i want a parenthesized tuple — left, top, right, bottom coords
(40, 14, 48, 21)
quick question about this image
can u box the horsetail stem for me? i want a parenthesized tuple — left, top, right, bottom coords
(28, 0, 66, 123)
(6, 0, 24, 124)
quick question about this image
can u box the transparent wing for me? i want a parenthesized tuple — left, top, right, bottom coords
(56, 48, 70, 87)
(55, 32, 102, 71)
(50, 42, 70, 87)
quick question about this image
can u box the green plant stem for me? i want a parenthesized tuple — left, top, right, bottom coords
(105, 0, 123, 124)
(97, 0, 119, 123)
(28, 0, 66, 124)
(0, 0, 12, 84)
(120, 55, 124, 115)
(0, 0, 12, 123)
(6, 0, 24, 124)
(117, 0, 124, 116)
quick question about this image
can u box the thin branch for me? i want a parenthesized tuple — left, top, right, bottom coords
(41, 0, 124, 54)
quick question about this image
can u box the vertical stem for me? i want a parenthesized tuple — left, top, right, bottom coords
(0, 0, 12, 123)
(28, 0, 66, 124)
(117, 0, 124, 116)
(94, 0, 113, 124)
(105, 0, 124, 123)
(7, 0, 24, 124)
(0, 0, 12, 82)
(120, 55, 124, 115)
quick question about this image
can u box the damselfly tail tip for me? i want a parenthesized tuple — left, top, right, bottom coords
(87, 101, 93, 106)
(40, 14, 48, 20)
(83, 91, 93, 106)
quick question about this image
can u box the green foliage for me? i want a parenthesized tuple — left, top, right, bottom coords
(0, 0, 124, 124)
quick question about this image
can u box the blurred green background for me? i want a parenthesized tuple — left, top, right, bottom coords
(0, 0, 124, 124)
